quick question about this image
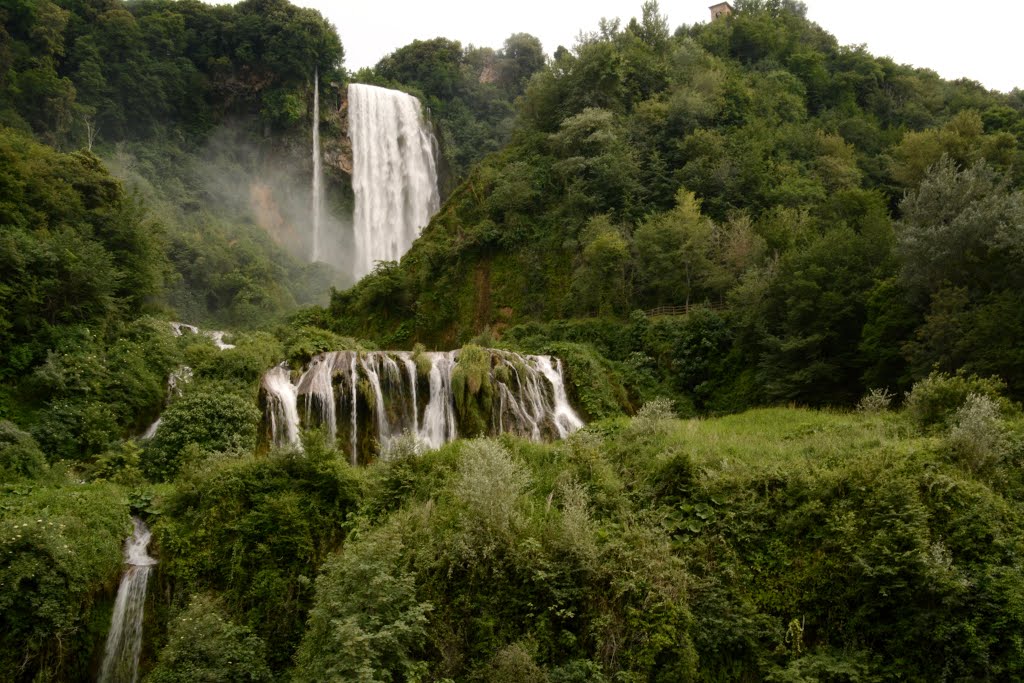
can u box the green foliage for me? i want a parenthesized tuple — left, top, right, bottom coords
(147, 594, 271, 683)
(946, 393, 1009, 474)
(570, 216, 631, 316)
(143, 382, 261, 481)
(543, 343, 631, 420)
(371, 32, 545, 183)
(326, 0, 1024, 409)
(292, 512, 433, 682)
(28, 318, 181, 462)
(451, 345, 495, 436)
(0, 129, 166, 378)
(0, 482, 128, 681)
(634, 189, 720, 307)
(155, 454, 361, 671)
(903, 371, 1009, 431)
(0, 420, 47, 481)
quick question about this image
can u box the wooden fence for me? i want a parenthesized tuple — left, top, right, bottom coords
(644, 301, 725, 317)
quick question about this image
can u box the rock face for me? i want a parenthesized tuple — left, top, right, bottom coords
(322, 86, 352, 178)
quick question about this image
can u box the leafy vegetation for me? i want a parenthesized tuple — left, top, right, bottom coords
(328, 0, 1024, 412)
(2, 0, 1024, 681)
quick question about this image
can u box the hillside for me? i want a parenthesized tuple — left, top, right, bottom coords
(328, 0, 1024, 414)
(2, 0, 1024, 681)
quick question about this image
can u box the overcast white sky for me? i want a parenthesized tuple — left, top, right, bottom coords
(290, 0, 1022, 93)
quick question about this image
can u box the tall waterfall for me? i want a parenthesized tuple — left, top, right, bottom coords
(348, 83, 440, 279)
(99, 518, 157, 683)
(311, 69, 324, 262)
(259, 349, 583, 463)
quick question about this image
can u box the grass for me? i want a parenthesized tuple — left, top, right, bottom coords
(668, 407, 925, 471)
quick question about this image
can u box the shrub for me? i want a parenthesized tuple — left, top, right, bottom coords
(904, 371, 1008, 430)
(142, 383, 260, 481)
(0, 484, 128, 680)
(0, 420, 47, 481)
(155, 455, 360, 672)
(455, 439, 531, 539)
(292, 514, 432, 682)
(147, 594, 272, 683)
(857, 388, 895, 413)
(947, 393, 1008, 473)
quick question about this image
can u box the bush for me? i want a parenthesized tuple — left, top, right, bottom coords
(857, 388, 894, 413)
(904, 371, 1008, 430)
(292, 513, 432, 682)
(0, 483, 128, 680)
(947, 393, 1008, 473)
(155, 455, 360, 671)
(454, 439, 531, 539)
(147, 595, 272, 683)
(142, 383, 261, 481)
(0, 420, 48, 481)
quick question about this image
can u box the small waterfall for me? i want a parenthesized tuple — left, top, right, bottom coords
(259, 349, 583, 463)
(169, 321, 234, 349)
(348, 355, 358, 466)
(169, 322, 198, 337)
(348, 83, 440, 279)
(419, 352, 458, 449)
(403, 357, 419, 435)
(208, 331, 235, 350)
(361, 357, 390, 449)
(262, 364, 301, 449)
(311, 68, 324, 262)
(99, 518, 157, 683)
(141, 323, 232, 440)
(297, 353, 339, 443)
(139, 366, 192, 441)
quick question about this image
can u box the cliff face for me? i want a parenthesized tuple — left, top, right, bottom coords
(322, 87, 353, 178)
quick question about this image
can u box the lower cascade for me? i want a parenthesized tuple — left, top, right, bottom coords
(260, 349, 584, 463)
(98, 518, 157, 683)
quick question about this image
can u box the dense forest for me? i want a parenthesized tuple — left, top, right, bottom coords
(2, 0, 1024, 681)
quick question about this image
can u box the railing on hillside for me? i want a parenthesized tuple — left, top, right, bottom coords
(644, 301, 725, 317)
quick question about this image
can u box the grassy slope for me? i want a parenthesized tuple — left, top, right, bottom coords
(283, 404, 1024, 680)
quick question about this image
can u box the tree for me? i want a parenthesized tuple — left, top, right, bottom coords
(147, 595, 272, 683)
(634, 189, 720, 307)
(143, 383, 260, 480)
(570, 215, 631, 316)
(896, 157, 1024, 303)
(497, 33, 545, 96)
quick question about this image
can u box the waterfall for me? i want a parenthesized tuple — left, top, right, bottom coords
(420, 352, 457, 449)
(169, 321, 234, 349)
(99, 518, 157, 683)
(139, 366, 192, 441)
(142, 322, 232, 440)
(533, 356, 585, 438)
(311, 68, 324, 262)
(259, 349, 583, 463)
(262, 364, 301, 449)
(348, 83, 440, 279)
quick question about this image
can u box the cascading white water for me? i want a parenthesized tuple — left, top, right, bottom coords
(99, 518, 157, 683)
(139, 366, 192, 441)
(297, 352, 339, 443)
(419, 352, 458, 449)
(262, 364, 301, 449)
(259, 349, 583, 463)
(142, 322, 234, 440)
(169, 321, 235, 350)
(533, 356, 585, 438)
(348, 83, 440, 279)
(311, 68, 324, 262)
